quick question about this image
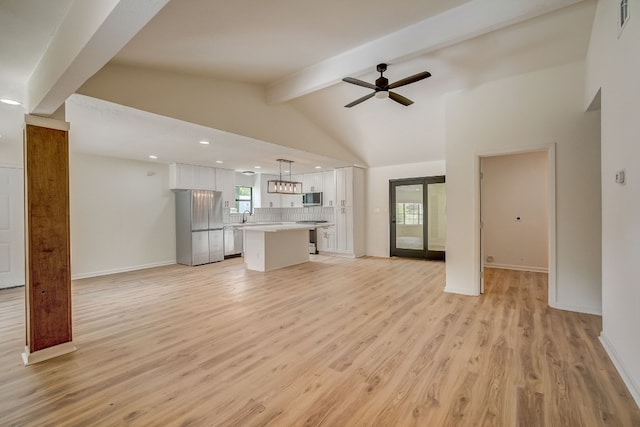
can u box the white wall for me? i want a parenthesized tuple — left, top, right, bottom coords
(445, 61, 602, 314)
(79, 64, 363, 166)
(69, 152, 176, 278)
(482, 151, 548, 272)
(366, 160, 445, 257)
(586, 0, 640, 406)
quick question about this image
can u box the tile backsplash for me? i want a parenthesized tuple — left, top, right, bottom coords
(225, 207, 334, 224)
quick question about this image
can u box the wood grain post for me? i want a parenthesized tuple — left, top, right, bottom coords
(21, 115, 76, 365)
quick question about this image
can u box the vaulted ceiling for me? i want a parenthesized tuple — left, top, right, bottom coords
(0, 0, 596, 173)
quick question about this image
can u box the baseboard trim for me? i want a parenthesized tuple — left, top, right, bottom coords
(444, 286, 479, 296)
(549, 301, 602, 316)
(72, 260, 176, 280)
(22, 341, 77, 366)
(599, 333, 640, 407)
(484, 263, 548, 273)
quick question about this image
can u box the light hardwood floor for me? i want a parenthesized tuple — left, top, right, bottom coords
(0, 257, 638, 426)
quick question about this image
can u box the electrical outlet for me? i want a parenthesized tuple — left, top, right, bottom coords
(616, 170, 626, 184)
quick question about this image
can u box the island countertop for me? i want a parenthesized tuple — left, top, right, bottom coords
(236, 222, 334, 233)
(238, 223, 332, 232)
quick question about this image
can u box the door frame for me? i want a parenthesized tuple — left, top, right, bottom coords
(0, 164, 25, 289)
(389, 175, 446, 261)
(475, 144, 556, 306)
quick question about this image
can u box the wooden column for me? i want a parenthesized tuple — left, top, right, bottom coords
(21, 115, 76, 365)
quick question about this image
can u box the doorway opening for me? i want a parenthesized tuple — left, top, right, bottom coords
(389, 176, 445, 261)
(478, 146, 555, 297)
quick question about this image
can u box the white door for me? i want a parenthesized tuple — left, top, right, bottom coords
(0, 167, 24, 288)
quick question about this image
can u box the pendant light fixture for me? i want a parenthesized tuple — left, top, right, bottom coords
(267, 159, 303, 194)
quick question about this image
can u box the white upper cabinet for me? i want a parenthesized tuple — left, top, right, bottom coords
(286, 174, 304, 207)
(170, 165, 238, 209)
(257, 174, 282, 208)
(303, 173, 323, 193)
(169, 163, 216, 190)
(322, 170, 335, 207)
(215, 168, 236, 209)
(335, 167, 354, 207)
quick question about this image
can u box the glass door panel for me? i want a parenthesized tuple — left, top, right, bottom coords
(395, 184, 424, 251)
(427, 183, 446, 252)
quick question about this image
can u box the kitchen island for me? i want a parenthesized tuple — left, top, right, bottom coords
(241, 223, 316, 272)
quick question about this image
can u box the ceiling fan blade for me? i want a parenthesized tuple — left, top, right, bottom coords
(344, 92, 375, 108)
(388, 71, 431, 89)
(389, 91, 414, 106)
(343, 77, 377, 90)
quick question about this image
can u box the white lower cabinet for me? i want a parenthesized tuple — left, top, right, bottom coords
(317, 225, 336, 253)
(334, 207, 354, 254)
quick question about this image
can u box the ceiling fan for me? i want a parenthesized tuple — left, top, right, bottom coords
(342, 63, 431, 108)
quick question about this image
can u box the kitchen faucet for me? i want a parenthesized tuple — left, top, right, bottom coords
(242, 210, 252, 223)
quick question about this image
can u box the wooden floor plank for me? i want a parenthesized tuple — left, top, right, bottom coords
(0, 258, 638, 426)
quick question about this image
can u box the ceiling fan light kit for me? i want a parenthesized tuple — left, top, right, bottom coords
(342, 63, 431, 108)
(267, 159, 303, 194)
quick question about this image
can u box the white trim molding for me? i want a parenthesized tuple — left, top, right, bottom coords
(71, 260, 177, 280)
(24, 114, 70, 131)
(484, 263, 548, 273)
(21, 342, 77, 366)
(600, 333, 640, 407)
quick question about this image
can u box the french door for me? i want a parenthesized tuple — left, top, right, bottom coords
(390, 176, 445, 261)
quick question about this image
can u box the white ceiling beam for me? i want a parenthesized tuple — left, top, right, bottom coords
(27, 0, 170, 115)
(266, 0, 585, 104)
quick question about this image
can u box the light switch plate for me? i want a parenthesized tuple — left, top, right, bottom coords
(615, 170, 626, 184)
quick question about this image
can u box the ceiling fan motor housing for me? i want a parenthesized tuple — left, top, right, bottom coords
(375, 76, 389, 90)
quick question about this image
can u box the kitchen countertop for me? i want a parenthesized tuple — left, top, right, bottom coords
(239, 223, 318, 233)
(227, 222, 334, 229)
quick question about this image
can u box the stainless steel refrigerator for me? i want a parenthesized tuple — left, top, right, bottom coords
(175, 190, 224, 266)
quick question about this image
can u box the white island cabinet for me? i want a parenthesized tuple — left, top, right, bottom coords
(242, 224, 315, 272)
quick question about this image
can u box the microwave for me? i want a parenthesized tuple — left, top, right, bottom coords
(302, 192, 322, 206)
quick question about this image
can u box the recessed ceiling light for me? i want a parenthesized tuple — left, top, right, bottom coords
(199, 140, 210, 145)
(215, 160, 223, 164)
(0, 98, 21, 106)
(149, 155, 158, 159)
(315, 166, 322, 169)
(254, 166, 261, 169)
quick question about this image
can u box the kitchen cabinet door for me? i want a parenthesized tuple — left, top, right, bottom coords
(317, 225, 336, 253)
(335, 207, 351, 254)
(169, 164, 217, 190)
(170, 163, 195, 190)
(304, 172, 323, 193)
(322, 170, 335, 207)
(333, 167, 364, 257)
(286, 174, 304, 207)
(335, 167, 354, 207)
(196, 166, 216, 190)
(216, 168, 236, 209)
